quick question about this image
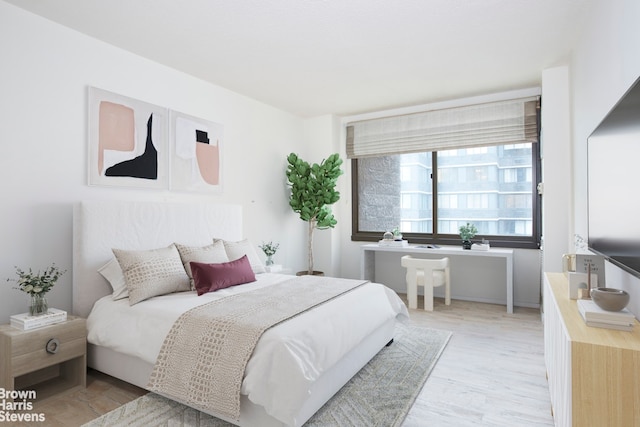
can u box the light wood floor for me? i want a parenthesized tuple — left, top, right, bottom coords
(402, 297, 554, 427)
(15, 297, 554, 426)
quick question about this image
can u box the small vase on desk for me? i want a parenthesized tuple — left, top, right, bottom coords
(265, 255, 274, 266)
(29, 294, 48, 316)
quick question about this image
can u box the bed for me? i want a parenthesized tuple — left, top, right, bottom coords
(72, 200, 409, 427)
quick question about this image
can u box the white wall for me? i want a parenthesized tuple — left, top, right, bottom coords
(301, 115, 344, 276)
(0, 2, 313, 323)
(570, 0, 640, 316)
(541, 67, 572, 273)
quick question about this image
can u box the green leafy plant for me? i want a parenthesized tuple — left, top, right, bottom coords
(259, 241, 279, 256)
(7, 264, 66, 296)
(392, 227, 402, 239)
(286, 152, 343, 275)
(459, 223, 478, 241)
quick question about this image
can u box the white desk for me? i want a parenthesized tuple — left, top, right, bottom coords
(360, 243, 514, 313)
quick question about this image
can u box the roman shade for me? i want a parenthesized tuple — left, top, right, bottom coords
(346, 96, 540, 158)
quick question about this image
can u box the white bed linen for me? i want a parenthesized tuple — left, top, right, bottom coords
(86, 273, 409, 425)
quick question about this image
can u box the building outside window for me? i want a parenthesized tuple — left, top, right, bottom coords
(352, 142, 540, 248)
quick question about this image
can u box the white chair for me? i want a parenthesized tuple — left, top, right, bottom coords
(401, 255, 450, 311)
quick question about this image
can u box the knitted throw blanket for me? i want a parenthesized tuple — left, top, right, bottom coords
(147, 275, 367, 422)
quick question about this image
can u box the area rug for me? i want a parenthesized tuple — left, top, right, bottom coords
(82, 324, 451, 427)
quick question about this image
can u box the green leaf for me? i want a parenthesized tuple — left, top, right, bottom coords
(286, 152, 343, 246)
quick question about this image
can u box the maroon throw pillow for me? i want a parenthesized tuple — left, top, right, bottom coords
(190, 255, 257, 295)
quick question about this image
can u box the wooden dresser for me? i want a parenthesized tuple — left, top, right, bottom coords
(543, 272, 640, 427)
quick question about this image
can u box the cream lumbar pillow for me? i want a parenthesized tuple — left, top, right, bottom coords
(112, 244, 191, 305)
(221, 239, 266, 274)
(175, 240, 229, 290)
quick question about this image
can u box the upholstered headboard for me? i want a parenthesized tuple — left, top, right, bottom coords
(72, 200, 243, 318)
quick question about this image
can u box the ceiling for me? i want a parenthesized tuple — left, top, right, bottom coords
(6, 0, 595, 117)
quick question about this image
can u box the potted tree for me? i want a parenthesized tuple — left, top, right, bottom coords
(459, 222, 478, 250)
(286, 152, 343, 275)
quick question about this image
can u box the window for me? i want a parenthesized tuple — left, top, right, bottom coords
(351, 142, 541, 248)
(347, 96, 541, 248)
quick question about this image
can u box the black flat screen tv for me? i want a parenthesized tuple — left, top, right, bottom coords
(587, 76, 640, 279)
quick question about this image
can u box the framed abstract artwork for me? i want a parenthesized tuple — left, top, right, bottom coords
(169, 110, 223, 193)
(88, 87, 169, 189)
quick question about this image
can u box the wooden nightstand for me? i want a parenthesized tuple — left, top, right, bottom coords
(0, 316, 86, 400)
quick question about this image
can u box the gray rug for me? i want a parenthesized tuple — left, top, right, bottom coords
(83, 324, 451, 427)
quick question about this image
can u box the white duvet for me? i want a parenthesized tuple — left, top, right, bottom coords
(86, 273, 409, 425)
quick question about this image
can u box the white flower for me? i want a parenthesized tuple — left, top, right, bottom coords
(33, 286, 43, 293)
(23, 284, 34, 293)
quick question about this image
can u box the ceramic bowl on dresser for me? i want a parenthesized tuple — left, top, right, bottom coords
(591, 287, 630, 312)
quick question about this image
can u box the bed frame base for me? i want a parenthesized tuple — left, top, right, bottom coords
(88, 317, 396, 427)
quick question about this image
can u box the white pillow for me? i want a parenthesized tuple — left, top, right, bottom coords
(112, 244, 191, 305)
(222, 239, 266, 274)
(175, 240, 229, 290)
(97, 258, 128, 300)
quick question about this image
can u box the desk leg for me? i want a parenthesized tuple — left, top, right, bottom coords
(361, 249, 375, 281)
(506, 254, 513, 314)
